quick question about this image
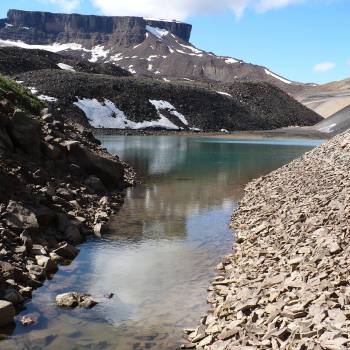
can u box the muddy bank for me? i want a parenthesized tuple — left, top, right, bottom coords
(0, 77, 134, 328)
(184, 130, 350, 349)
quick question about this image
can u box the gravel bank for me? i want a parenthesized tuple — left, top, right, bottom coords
(184, 131, 350, 349)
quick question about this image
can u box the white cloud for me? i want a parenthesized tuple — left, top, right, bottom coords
(313, 62, 336, 73)
(46, 0, 80, 12)
(91, 0, 317, 20)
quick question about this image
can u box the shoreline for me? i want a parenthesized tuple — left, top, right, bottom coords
(93, 128, 329, 141)
(0, 105, 135, 328)
(183, 131, 350, 349)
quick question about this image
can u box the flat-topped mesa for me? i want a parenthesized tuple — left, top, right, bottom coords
(1, 9, 192, 47)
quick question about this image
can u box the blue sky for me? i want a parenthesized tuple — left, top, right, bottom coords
(0, 0, 349, 84)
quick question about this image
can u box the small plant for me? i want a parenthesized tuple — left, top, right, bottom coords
(0, 75, 44, 114)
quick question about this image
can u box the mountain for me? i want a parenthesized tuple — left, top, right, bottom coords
(0, 9, 310, 93)
(0, 46, 320, 131)
(294, 77, 350, 118)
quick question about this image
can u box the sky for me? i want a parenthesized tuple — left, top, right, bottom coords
(0, 0, 349, 84)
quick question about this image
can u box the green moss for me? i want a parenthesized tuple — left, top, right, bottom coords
(0, 75, 44, 114)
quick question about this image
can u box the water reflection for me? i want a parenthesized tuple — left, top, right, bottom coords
(0, 136, 321, 350)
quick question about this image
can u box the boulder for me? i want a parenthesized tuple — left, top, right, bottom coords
(9, 109, 41, 157)
(33, 205, 56, 227)
(2, 201, 39, 232)
(0, 300, 15, 328)
(35, 255, 57, 273)
(85, 175, 106, 195)
(52, 242, 78, 260)
(64, 141, 124, 190)
(3, 288, 25, 305)
(65, 225, 83, 245)
(26, 264, 46, 281)
(0, 125, 13, 152)
(32, 169, 48, 185)
(42, 142, 63, 160)
(93, 222, 108, 237)
(56, 292, 98, 309)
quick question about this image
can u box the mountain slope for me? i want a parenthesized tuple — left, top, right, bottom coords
(10, 67, 321, 131)
(0, 9, 309, 94)
(294, 77, 350, 118)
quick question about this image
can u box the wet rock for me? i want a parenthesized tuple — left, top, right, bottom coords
(64, 225, 83, 244)
(65, 141, 124, 190)
(0, 300, 15, 327)
(3, 288, 25, 305)
(93, 222, 108, 237)
(52, 242, 78, 260)
(21, 315, 36, 326)
(26, 264, 46, 281)
(35, 255, 57, 273)
(55, 292, 98, 309)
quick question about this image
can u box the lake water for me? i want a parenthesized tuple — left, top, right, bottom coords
(0, 136, 322, 350)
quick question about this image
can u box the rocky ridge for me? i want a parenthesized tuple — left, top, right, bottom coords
(184, 131, 350, 349)
(2, 48, 321, 131)
(0, 75, 134, 328)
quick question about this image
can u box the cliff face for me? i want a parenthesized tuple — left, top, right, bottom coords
(1, 9, 192, 47)
(0, 9, 309, 94)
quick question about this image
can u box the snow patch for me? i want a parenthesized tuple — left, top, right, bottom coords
(264, 69, 292, 85)
(74, 98, 180, 130)
(109, 53, 123, 62)
(179, 43, 202, 54)
(149, 100, 188, 126)
(148, 64, 153, 71)
(147, 55, 159, 61)
(57, 63, 75, 72)
(5, 23, 13, 28)
(217, 91, 232, 97)
(28, 87, 38, 95)
(176, 49, 203, 57)
(0, 40, 109, 63)
(224, 57, 238, 64)
(38, 95, 58, 102)
(128, 65, 136, 74)
(144, 17, 183, 24)
(89, 45, 110, 63)
(146, 25, 169, 39)
(318, 123, 337, 134)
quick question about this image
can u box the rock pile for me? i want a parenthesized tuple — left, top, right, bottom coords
(184, 131, 350, 349)
(0, 84, 134, 327)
